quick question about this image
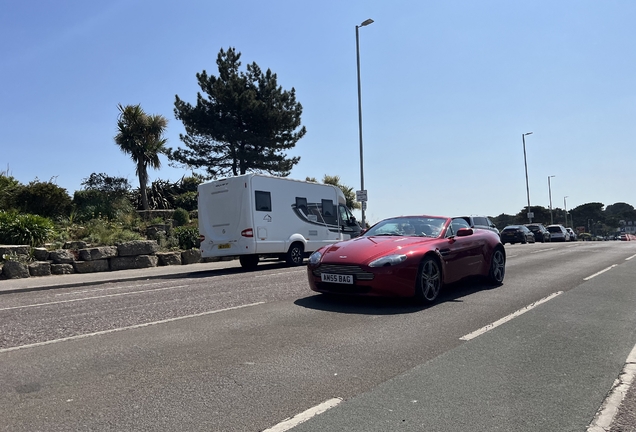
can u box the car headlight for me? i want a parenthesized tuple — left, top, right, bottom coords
(308, 251, 322, 265)
(369, 254, 407, 267)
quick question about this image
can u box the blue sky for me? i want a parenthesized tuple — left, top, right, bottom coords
(1, 0, 634, 224)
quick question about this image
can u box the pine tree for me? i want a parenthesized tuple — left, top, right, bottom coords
(171, 47, 306, 178)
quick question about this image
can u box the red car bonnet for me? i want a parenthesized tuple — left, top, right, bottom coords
(319, 235, 439, 264)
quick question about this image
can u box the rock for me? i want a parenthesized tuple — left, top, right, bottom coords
(63, 241, 89, 249)
(181, 249, 201, 265)
(49, 249, 75, 264)
(51, 264, 75, 275)
(110, 255, 158, 271)
(28, 261, 51, 277)
(33, 247, 49, 261)
(0, 245, 30, 257)
(2, 261, 30, 279)
(117, 241, 159, 257)
(157, 252, 182, 266)
(74, 260, 110, 273)
(78, 246, 118, 261)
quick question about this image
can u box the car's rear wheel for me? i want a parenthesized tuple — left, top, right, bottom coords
(239, 254, 259, 270)
(286, 242, 305, 266)
(415, 257, 442, 303)
(488, 247, 506, 285)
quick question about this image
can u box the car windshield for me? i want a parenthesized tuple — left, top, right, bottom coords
(364, 217, 447, 238)
(548, 226, 562, 233)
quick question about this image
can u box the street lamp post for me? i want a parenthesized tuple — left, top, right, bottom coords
(522, 132, 533, 223)
(548, 175, 555, 225)
(356, 18, 374, 229)
(564, 196, 569, 227)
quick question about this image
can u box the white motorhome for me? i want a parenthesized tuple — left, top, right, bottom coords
(198, 173, 361, 269)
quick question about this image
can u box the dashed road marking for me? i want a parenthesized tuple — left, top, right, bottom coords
(460, 292, 563, 341)
(263, 398, 343, 432)
(584, 265, 617, 281)
(0, 302, 264, 353)
(0, 285, 189, 311)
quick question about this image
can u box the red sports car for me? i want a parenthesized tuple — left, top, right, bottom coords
(307, 215, 506, 303)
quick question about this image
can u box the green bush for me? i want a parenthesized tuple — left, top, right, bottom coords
(13, 180, 72, 219)
(173, 226, 200, 250)
(172, 208, 190, 227)
(0, 211, 54, 246)
(173, 191, 198, 212)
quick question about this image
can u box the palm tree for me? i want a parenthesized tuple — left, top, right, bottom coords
(114, 104, 168, 211)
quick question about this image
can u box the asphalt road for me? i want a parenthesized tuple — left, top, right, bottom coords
(1, 241, 635, 431)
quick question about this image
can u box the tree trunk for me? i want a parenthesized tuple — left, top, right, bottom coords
(138, 162, 149, 211)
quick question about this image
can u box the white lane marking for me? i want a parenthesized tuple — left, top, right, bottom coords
(626, 254, 636, 261)
(587, 344, 636, 432)
(55, 281, 169, 296)
(506, 254, 519, 258)
(263, 398, 343, 432)
(460, 292, 563, 341)
(0, 285, 189, 311)
(531, 248, 555, 254)
(584, 265, 618, 281)
(255, 269, 306, 278)
(0, 302, 265, 353)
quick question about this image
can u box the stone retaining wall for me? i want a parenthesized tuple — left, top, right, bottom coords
(0, 241, 220, 280)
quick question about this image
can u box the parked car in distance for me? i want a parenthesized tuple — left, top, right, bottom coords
(547, 224, 570, 242)
(456, 215, 500, 236)
(525, 223, 551, 243)
(500, 225, 536, 245)
(307, 215, 506, 304)
(566, 228, 577, 241)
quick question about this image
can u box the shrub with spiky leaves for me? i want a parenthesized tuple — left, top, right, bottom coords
(0, 211, 54, 246)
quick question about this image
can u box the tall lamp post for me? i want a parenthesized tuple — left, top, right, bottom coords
(548, 175, 555, 224)
(564, 196, 569, 227)
(522, 132, 533, 223)
(356, 18, 374, 229)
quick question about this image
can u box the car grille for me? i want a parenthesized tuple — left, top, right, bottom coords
(312, 264, 374, 281)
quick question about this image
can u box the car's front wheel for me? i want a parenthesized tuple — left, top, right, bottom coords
(285, 242, 305, 266)
(488, 247, 506, 285)
(415, 257, 442, 304)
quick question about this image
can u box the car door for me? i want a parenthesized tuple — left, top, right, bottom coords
(439, 219, 485, 283)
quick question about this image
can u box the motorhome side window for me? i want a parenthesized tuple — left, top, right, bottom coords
(295, 197, 308, 215)
(255, 191, 272, 212)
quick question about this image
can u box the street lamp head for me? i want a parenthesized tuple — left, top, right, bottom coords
(549, 175, 555, 178)
(524, 132, 533, 136)
(359, 19, 374, 27)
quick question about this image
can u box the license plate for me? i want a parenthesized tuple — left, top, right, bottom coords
(321, 273, 353, 284)
(218, 243, 231, 250)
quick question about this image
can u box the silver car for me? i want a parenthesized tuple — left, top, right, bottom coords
(547, 224, 570, 242)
